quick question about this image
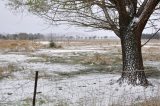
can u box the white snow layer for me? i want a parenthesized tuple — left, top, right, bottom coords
(0, 74, 160, 106)
(0, 45, 160, 106)
(133, 17, 139, 23)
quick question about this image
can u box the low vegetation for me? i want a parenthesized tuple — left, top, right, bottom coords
(145, 66, 160, 78)
(49, 41, 62, 48)
(132, 97, 160, 106)
(0, 64, 18, 79)
(0, 40, 43, 52)
(0, 67, 4, 78)
(81, 53, 122, 66)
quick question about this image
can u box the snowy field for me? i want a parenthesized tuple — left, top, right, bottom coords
(0, 39, 160, 106)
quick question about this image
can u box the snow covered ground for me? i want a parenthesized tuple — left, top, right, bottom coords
(0, 41, 160, 106)
(1, 72, 160, 106)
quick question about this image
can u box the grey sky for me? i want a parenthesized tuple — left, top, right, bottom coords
(0, 1, 72, 34)
(0, 0, 116, 37)
(0, 1, 159, 37)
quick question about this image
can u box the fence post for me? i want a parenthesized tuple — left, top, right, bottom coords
(32, 71, 39, 106)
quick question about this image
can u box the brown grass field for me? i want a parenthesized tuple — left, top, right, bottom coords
(0, 40, 43, 52)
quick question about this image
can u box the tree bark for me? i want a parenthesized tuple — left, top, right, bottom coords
(118, 31, 149, 86)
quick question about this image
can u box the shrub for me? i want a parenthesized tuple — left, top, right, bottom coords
(49, 41, 57, 48)
(49, 41, 62, 48)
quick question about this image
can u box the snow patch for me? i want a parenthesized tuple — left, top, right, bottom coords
(20, 62, 87, 73)
(126, 6, 130, 12)
(0, 54, 30, 63)
(133, 17, 139, 23)
(0, 74, 160, 106)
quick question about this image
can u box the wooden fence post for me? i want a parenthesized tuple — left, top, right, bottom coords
(32, 71, 39, 106)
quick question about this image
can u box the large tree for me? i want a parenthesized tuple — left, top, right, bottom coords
(7, 0, 160, 86)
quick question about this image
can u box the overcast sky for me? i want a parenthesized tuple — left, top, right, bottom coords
(0, 0, 116, 37)
(0, 1, 159, 37)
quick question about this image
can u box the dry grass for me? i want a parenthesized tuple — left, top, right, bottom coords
(111, 97, 160, 106)
(0, 66, 7, 79)
(82, 53, 121, 65)
(0, 64, 18, 79)
(0, 40, 43, 52)
(82, 54, 113, 65)
(111, 88, 160, 106)
(141, 39, 160, 45)
(142, 46, 160, 61)
(142, 47, 160, 54)
(132, 97, 160, 106)
(143, 54, 160, 61)
(0, 67, 4, 77)
(59, 39, 120, 47)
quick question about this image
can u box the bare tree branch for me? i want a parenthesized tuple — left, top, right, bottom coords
(6, 0, 160, 38)
(134, 0, 160, 33)
(141, 28, 160, 47)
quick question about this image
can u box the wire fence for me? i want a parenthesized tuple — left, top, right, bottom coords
(0, 71, 160, 106)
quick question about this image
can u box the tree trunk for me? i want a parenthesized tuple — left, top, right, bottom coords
(118, 31, 149, 86)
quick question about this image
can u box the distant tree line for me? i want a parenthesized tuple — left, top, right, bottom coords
(0, 33, 44, 40)
(0, 33, 108, 41)
(4, 32, 156, 40)
(142, 33, 160, 39)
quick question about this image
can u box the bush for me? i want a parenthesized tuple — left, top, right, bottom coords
(49, 41, 62, 48)
(49, 41, 57, 48)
